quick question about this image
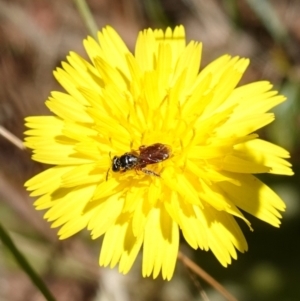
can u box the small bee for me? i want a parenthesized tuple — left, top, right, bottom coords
(110, 143, 171, 178)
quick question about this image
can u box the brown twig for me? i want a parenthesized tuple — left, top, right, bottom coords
(178, 251, 238, 301)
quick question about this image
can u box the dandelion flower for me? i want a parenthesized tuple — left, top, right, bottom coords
(24, 25, 293, 280)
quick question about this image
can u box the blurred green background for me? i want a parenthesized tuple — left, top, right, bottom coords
(0, 0, 299, 300)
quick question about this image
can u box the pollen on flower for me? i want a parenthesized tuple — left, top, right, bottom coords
(24, 25, 293, 280)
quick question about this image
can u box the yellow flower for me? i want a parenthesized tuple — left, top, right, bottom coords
(24, 25, 293, 280)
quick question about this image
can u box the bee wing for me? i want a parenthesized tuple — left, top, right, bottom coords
(139, 143, 171, 164)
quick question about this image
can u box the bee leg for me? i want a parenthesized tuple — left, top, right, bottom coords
(141, 168, 160, 177)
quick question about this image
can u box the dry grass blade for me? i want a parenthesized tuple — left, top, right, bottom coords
(178, 251, 238, 301)
(0, 126, 25, 150)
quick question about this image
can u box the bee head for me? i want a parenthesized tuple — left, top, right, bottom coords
(112, 156, 121, 172)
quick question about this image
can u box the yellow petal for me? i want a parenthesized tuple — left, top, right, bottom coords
(218, 174, 285, 227)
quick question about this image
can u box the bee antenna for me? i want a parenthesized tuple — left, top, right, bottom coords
(106, 151, 113, 181)
(106, 168, 110, 181)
